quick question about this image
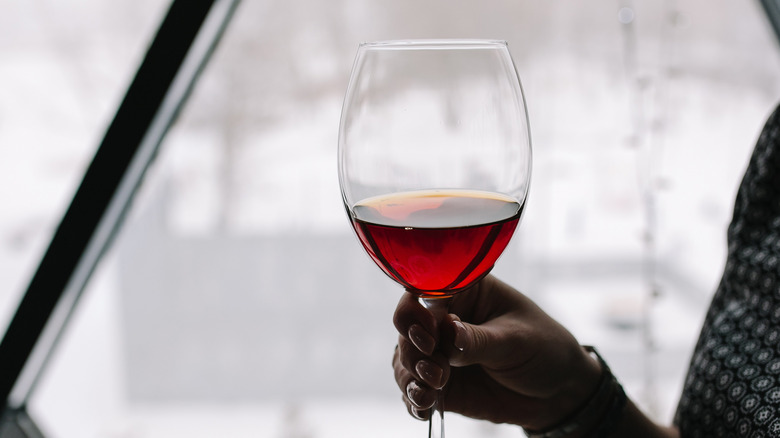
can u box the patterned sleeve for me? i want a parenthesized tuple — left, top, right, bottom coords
(674, 103, 780, 437)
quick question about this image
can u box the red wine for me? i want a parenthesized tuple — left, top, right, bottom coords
(351, 189, 522, 296)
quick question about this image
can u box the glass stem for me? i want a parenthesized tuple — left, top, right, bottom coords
(420, 296, 453, 438)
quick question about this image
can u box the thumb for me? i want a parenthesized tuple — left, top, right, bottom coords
(446, 314, 497, 367)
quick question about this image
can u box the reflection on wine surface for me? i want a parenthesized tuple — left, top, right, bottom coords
(350, 189, 523, 296)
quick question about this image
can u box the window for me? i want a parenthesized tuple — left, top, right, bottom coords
(3, 1, 780, 436)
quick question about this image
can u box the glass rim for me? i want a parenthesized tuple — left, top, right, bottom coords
(358, 39, 508, 50)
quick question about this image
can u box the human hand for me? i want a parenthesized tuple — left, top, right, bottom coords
(392, 275, 602, 431)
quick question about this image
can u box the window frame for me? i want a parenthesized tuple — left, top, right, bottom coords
(0, 0, 240, 434)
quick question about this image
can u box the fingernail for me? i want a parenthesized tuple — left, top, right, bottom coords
(409, 324, 435, 355)
(411, 406, 427, 421)
(415, 360, 443, 388)
(453, 320, 467, 351)
(406, 380, 423, 406)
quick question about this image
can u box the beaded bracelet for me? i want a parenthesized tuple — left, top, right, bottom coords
(523, 346, 627, 438)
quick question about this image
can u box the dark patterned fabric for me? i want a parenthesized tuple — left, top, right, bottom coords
(675, 104, 780, 437)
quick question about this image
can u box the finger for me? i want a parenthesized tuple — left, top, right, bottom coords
(398, 336, 451, 389)
(393, 292, 438, 355)
(406, 379, 437, 409)
(444, 314, 503, 368)
(397, 336, 427, 376)
(404, 393, 430, 421)
(415, 353, 451, 390)
(395, 337, 429, 393)
(393, 345, 437, 412)
(393, 340, 414, 392)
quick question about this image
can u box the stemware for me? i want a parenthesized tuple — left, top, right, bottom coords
(338, 39, 532, 438)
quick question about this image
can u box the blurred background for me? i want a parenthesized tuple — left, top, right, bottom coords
(1, 0, 780, 437)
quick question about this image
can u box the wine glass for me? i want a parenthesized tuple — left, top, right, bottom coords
(337, 39, 531, 438)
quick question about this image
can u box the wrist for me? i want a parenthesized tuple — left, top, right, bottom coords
(523, 346, 627, 438)
(521, 345, 600, 432)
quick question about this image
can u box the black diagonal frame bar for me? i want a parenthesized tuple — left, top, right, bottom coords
(761, 0, 780, 43)
(0, 0, 240, 419)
